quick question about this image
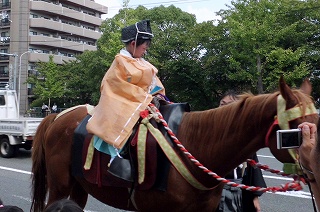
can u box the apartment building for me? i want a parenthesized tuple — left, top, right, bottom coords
(0, 0, 107, 114)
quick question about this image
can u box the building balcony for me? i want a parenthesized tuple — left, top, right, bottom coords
(59, 0, 108, 14)
(30, 1, 103, 26)
(0, 37, 10, 45)
(29, 18, 102, 40)
(29, 35, 97, 52)
(28, 52, 76, 65)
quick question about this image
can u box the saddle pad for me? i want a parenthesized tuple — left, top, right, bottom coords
(72, 115, 91, 177)
(72, 115, 132, 188)
(71, 103, 191, 190)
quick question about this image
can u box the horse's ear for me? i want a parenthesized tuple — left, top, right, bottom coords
(279, 76, 295, 102)
(300, 78, 312, 95)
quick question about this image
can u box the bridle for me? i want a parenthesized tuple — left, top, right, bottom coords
(265, 94, 317, 177)
(265, 94, 317, 147)
(265, 94, 318, 211)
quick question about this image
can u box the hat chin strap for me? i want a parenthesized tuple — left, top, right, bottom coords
(132, 24, 139, 57)
(132, 42, 137, 58)
(132, 22, 153, 58)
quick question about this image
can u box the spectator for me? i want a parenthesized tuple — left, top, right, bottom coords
(44, 199, 83, 212)
(216, 90, 266, 212)
(52, 103, 57, 113)
(0, 198, 23, 212)
(41, 103, 49, 117)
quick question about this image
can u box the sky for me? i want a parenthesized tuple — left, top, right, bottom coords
(94, 0, 232, 23)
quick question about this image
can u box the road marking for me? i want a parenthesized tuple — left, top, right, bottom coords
(1, 162, 311, 200)
(0, 166, 31, 175)
(268, 191, 312, 199)
(13, 195, 31, 202)
(257, 154, 275, 159)
(263, 174, 294, 181)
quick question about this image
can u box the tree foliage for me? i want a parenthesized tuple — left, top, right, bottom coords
(28, 1, 320, 110)
(27, 55, 65, 107)
(213, 0, 320, 94)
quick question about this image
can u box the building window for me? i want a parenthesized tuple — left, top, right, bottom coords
(0, 50, 8, 60)
(1, 31, 9, 37)
(59, 52, 67, 56)
(29, 31, 37, 36)
(0, 65, 9, 76)
(0, 95, 5, 106)
(30, 13, 38, 18)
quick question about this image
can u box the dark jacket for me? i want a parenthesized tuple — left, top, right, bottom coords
(242, 153, 267, 212)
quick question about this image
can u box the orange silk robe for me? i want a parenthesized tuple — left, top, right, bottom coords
(86, 52, 165, 149)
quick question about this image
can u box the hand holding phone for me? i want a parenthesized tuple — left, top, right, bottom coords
(276, 129, 302, 149)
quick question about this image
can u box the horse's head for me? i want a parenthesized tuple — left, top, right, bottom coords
(268, 76, 319, 167)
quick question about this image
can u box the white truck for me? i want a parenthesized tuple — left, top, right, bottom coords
(0, 86, 43, 158)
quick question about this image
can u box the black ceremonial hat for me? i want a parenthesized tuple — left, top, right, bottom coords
(121, 20, 154, 43)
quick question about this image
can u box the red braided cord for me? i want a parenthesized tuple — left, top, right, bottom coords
(147, 103, 305, 192)
(247, 159, 297, 178)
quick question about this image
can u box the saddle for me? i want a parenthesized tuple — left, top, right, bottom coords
(71, 102, 190, 190)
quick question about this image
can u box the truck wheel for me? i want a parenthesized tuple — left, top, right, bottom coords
(0, 138, 16, 158)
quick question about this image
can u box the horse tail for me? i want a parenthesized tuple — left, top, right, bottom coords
(31, 113, 57, 212)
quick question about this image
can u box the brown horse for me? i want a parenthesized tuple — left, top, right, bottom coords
(31, 78, 319, 212)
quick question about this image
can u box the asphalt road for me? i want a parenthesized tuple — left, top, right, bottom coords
(0, 148, 316, 212)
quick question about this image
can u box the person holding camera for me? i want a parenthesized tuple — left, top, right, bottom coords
(217, 90, 266, 212)
(297, 122, 320, 210)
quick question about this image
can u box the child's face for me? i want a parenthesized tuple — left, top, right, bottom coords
(129, 41, 150, 58)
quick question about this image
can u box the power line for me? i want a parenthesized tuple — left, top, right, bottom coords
(3, 0, 214, 16)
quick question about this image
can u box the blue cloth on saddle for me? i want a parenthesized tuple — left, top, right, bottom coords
(93, 135, 120, 157)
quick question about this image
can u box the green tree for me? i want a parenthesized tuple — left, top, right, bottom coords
(214, 0, 320, 93)
(27, 55, 65, 108)
(93, 5, 214, 110)
(61, 50, 107, 106)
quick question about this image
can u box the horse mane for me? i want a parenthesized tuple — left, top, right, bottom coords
(178, 88, 313, 159)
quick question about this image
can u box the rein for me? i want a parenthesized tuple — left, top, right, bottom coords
(142, 103, 306, 192)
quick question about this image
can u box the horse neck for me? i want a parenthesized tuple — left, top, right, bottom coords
(177, 94, 277, 177)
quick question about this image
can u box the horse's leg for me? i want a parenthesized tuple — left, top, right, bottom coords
(70, 181, 88, 209)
